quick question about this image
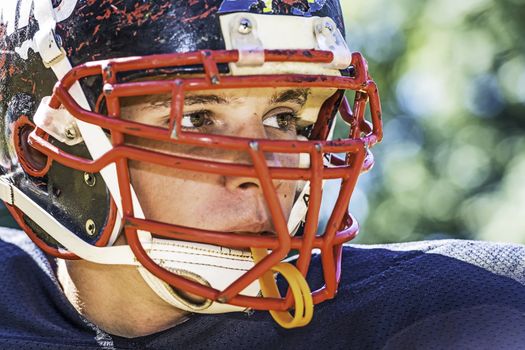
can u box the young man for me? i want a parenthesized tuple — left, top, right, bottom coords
(1, 1, 524, 349)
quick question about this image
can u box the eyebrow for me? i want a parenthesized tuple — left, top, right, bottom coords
(124, 88, 310, 108)
(184, 94, 230, 105)
(183, 89, 310, 107)
(270, 88, 310, 107)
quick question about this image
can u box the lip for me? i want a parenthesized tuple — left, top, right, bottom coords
(229, 231, 277, 251)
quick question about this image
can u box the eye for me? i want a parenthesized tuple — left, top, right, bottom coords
(181, 110, 213, 130)
(263, 109, 298, 131)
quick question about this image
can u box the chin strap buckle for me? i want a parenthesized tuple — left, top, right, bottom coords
(33, 26, 84, 146)
(34, 28, 66, 68)
(33, 97, 83, 146)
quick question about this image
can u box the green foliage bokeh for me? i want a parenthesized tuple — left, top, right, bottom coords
(341, 0, 525, 244)
(1, 1, 524, 245)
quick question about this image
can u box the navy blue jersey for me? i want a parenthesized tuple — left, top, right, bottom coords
(1, 227, 524, 350)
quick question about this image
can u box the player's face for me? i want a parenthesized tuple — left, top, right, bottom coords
(121, 88, 311, 235)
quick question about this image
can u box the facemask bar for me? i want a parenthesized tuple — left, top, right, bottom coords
(25, 49, 382, 312)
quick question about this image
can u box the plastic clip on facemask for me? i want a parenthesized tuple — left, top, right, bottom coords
(251, 248, 313, 328)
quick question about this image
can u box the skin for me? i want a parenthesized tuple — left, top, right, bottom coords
(58, 87, 315, 337)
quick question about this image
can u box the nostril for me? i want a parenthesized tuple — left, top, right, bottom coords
(225, 176, 262, 191)
(239, 181, 259, 190)
(13, 116, 52, 177)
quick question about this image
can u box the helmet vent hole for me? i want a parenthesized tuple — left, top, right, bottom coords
(13, 116, 52, 178)
(239, 181, 259, 190)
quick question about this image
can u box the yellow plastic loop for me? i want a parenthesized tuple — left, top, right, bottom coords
(252, 249, 314, 329)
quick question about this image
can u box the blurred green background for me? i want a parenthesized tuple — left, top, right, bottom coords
(341, 0, 525, 244)
(1, 0, 523, 246)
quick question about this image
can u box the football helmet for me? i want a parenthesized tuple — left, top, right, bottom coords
(0, 0, 382, 328)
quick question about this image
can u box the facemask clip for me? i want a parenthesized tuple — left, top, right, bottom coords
(313, 17, 352, 70)
(229, 14, 265, 67)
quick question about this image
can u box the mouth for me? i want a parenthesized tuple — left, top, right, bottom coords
(230, 231, 277, 251)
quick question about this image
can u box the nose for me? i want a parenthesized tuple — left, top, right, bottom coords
(224, 175, 275, 234)
(224, 148, 284, 191)
(222, 115, 285, 191)
(217, 114, 293, 233)
(223, 146, 284, 192)
(229, 118, 270, 150)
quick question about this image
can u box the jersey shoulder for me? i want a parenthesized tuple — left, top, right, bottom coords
(0, 228, 106, 350)
(330, 240, 525, 349)
(136, 239, 525, 350)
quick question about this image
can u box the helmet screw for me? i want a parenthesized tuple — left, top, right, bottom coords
(65, 127, 77, 140)
(238, 18, 253, 34)
(54, 33, 63, 47)
(103, 65, 113, 80)
(249, 141, 259, 151)
(85, 219, 96, 236)
(217, 296, 228, 304)
(83, 172, 96, 187)
(316, 21, 334, 35)
(103, 83, 114, 95)
(210, 75, 220, 85)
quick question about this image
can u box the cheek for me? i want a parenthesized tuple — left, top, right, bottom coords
(126, 135, 253, 163)
(126, 137, 301, 223)
(275, 154, 300, 206)
(128, 155, 215, 224)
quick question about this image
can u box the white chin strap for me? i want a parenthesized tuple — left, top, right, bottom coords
(137, 239, 260, 313)
(25, 0, 264, 314)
